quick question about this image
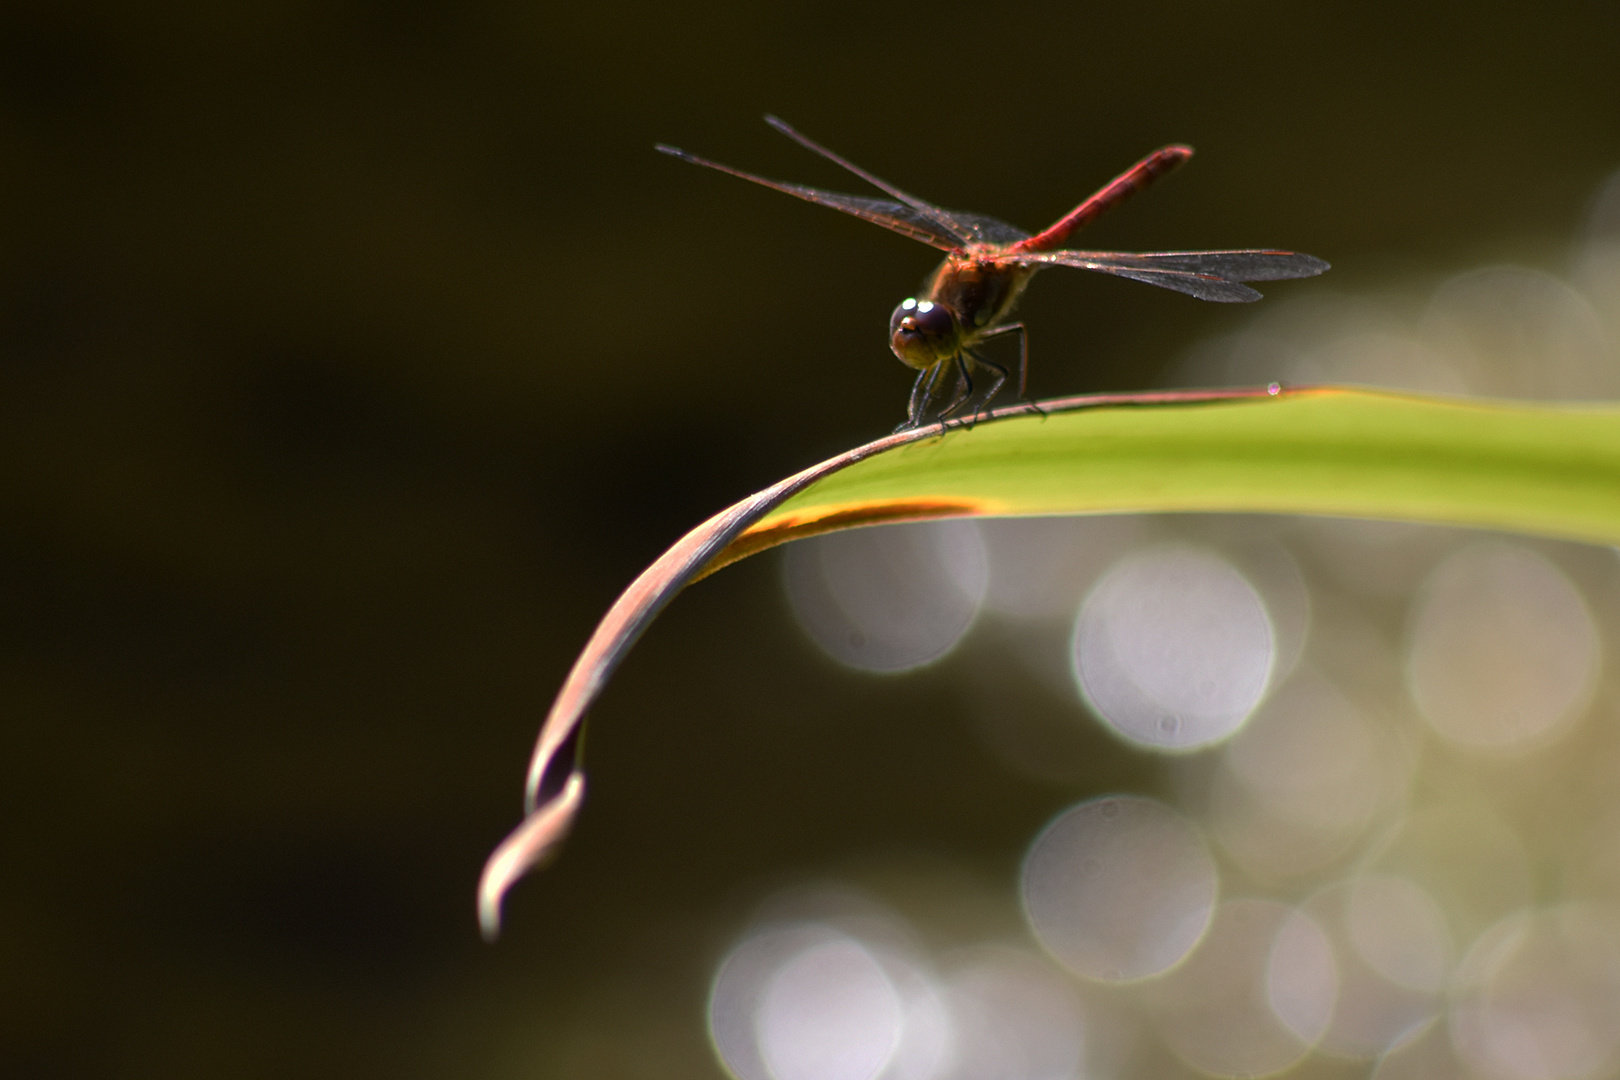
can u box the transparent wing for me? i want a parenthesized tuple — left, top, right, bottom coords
(949, 210, 1031, 246)
(1005, 249, 1330, 303)
(763, 116, 981, 246)
(1099, 250, 1332, 280)
(657, 144, 969, 250)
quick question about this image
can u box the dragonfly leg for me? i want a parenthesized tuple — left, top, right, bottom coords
(977, 321, 1040, 415)
(938, 353, 975, 430)
(899, 361, 947, 431)
(965, 348, 1008, 424)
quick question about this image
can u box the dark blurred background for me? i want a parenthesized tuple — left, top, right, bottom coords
(4, 2, 1620, 1077)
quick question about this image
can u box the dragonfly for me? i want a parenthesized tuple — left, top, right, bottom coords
(657, 117, 1329, 429)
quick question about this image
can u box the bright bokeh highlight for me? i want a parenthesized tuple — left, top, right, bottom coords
(1406, 542, 1599, 752)
(935, 949, 1085, 1080)
(1149, 898, 1336, 1077)
(1300, 877, 1450, 1058)
(1268, 908, 1338, 1045)
(784, 519, 988, 672)
(758, 939, 903, 1080)
(1208, 670, 1407, 881)
(1021, 795, 1216, 982)
(709, 919, 940, 1080)
(1451, 905, 1620, 1080)
(1073, 545, 1274, 750)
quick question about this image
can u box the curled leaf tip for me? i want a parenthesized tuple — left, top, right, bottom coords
(477, 385, 1367, 937)
(477, 772, 586, 942)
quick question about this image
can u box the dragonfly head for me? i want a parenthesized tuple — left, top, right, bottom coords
(889, 297, 960, 370)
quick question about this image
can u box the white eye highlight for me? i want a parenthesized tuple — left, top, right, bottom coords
(900, 298, 917, 310)
(916, 301, 935, 313)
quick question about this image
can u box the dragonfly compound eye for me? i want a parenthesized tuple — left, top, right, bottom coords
(888, 298, 960, 370)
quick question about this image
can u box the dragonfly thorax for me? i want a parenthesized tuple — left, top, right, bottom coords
(889, 297, 961, 371)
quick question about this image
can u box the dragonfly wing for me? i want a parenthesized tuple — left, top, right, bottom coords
(763, 116, 981, 245)
(1006, 249, 1329, 302)
(1095, 249, 1332, 281)
(1005, 250, 1263, 302)
(767, 189, 966, 250)
(948, 210, 1031, 246)
(657, 144, 965, 250)
(1094, 266, 1263, 302)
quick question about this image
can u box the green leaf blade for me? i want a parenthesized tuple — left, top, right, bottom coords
(749, 388, 1620, 550)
